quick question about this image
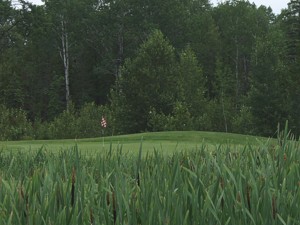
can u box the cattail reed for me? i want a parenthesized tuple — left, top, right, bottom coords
(272, 195, 276, 220)
(19, 184, 25, 200)
(18, 184, 28, 218)
(220, 177, 225, 189)
(137, 172, 140, 187)
(189, 159, 195, 171)
(106, 191, 117, 224)
(90, 208, 94, 225)
(56, 186, 61, 209)
(71, 166, 76, 206)
(236, 192, 241, 204)
(0, 128, 299, 224)
(246, 185, 251, 212)
(220, 177, 224, 210)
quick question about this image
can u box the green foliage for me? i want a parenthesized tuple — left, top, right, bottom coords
(148, 102, 193, 131)
(186, 4, 219, 97)
(44, 102, 112, 139)
(28, 102, 112, 140)
(281, 0, 300, 135)
(0, 0, 297, 138)
(48, 104, 78, 139)
(0, 102, 114, 141)
(147, 107, 170, 132)
(32, 118, 51, 140)
(169, 102, 193, 131)
(0, 55, 25, 109)
(248, 28, 290, 136)
(48, 74, 66, 120)
(213, 1, 271, 97)
(109, 85, 136, 135)
(111, 30, 181, 133)
(77, 102, 112, 138)
(232, 105, 255, 134)
(179, 47, 207, 116)
(0, 104, 32, 140)
(195, 99, 235, 133)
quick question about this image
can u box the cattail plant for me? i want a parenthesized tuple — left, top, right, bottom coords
(71, 166, 76, 206)
(220, 177, 225, 211)
(90, 208, 94, 225)
(18, 184, 28, 219)
(236, 191, 241, 204)
(246, 185, 251, 213)
(0, 126, 299, 224)
(106, 191, 117, 224)
(272, 195, 277, 220)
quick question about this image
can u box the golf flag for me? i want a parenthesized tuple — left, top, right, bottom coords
(101, 116, 107, 128)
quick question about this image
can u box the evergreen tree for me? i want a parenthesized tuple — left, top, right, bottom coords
(178, 47, 207, 129)
(284, 0, 300, 134)
(111, 30, 180, 133)
(248, 28, 290, 136)
(213, 0, 272, 104)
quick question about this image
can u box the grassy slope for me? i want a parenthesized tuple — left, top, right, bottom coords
(0, 131, 273, 154)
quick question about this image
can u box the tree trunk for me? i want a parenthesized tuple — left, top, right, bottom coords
(221, 91, 228, 133)
(243, 55, 250, 93)
(60, 17, 71, 110)
(235, 36, 239, 108)
(115, 25, 124, 79)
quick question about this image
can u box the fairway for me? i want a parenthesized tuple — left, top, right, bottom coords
(0, 131, 270, 154)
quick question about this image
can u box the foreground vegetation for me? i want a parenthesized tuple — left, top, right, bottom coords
(0, 128, 299, 224)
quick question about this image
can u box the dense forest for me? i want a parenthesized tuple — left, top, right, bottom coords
(0, 0, 299, 140)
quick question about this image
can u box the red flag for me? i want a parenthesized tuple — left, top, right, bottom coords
(101, 116, 107, 128)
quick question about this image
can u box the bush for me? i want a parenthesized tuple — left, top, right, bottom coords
(48, 104, 78, 139)
(31, 103, 112, 140)
(197, 99, 235, 132)
(0, 104, 32, 140)
(232, 105, 255, 134)
(190, 100, 223, 132)
(147, 107, 170, 131)
(32, 118, 51, 140)
(148, 102, 193, 131)
(168, 102, 193, 131)
(77, 102, 112, 138)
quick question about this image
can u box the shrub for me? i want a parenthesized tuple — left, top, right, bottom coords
(232, 105, 255, 134)
(48, 104, 78, 139)
(77, 102, 112, 138)
(148, 102, 193, 131)
(198, 99, 235, 132)
(0, 104, 32, 140)
(32, 118, 51, 140)
(168, 102, 193, 131)
(147, 107, 170, 131)
(33, 102, 113, 140)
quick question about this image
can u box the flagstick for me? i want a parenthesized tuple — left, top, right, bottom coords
(101, 116, 107, 149)
(102, 129, 104, 148)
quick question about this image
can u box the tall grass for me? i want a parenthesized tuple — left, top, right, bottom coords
(0, 129, 299, 224)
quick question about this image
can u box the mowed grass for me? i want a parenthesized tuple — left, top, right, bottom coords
(0, 131, 271, 154)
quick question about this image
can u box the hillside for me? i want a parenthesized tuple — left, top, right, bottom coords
(0, 131, 273, 153)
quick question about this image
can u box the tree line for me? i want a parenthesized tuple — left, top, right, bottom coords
(0, 0, 299, 140)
